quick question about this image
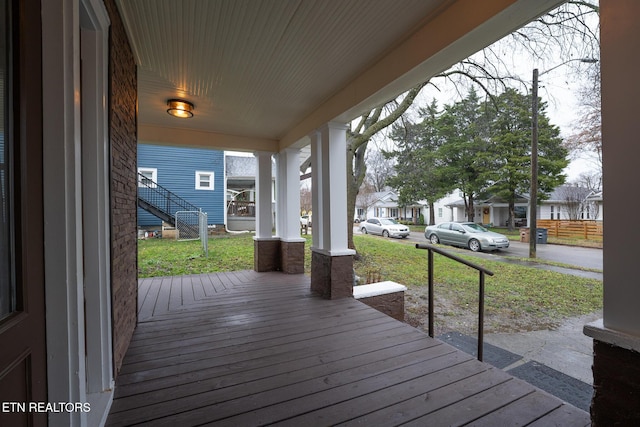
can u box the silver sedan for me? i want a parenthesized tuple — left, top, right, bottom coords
(424, 222, 509, 252)
(360, 217, 410, 239)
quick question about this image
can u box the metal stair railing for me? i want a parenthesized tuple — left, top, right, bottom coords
(415, 243, 494, 361)
(137, 172, 200, 226)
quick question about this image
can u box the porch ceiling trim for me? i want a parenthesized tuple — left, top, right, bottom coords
(139, 124, 279, 153)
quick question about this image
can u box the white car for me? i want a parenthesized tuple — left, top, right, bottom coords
(360, 217, 410, 239)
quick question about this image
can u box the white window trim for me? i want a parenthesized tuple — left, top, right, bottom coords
(138, 167, 157, 188)
(195, 170, 215, 190)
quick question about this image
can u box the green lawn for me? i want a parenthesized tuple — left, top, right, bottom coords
(138, 233, 256, 277)
(352, 234, 602, 332)
(138, 232, 602, 333)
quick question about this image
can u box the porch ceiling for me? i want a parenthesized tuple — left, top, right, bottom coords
(116, 0, 564, 152)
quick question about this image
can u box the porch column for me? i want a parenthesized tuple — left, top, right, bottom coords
(310, 122, 355, 299)
(583, 1, 640, 424)
(275, 148, 305, 273)
(253, 151, 279, 272)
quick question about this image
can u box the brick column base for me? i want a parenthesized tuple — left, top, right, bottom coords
(310, 250, 353, 299)
(281, 240, 305, 274)
(254, 238, 281, 272)
(591, 340, 640, 425)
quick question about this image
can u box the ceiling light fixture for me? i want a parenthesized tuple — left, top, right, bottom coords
(167, 99, 194, 118)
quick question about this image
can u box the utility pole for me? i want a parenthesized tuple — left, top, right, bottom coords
(530, 68, 539, 258)
(529, 58, 597, 259)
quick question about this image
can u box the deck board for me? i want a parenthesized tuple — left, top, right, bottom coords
(107, 271, 590, 426)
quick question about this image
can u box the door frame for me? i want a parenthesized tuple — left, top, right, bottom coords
(42, 0, 113, 425)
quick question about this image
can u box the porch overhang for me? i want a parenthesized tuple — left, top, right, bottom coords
(117, 0, 565, 151)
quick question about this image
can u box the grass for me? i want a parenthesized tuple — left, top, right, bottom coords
(138, 232, 602, 333)
(352, 234, 602, 332)
(138, 233, 255, 277)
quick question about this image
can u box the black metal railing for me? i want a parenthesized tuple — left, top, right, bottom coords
(415, 243, 494, 361)
(137, 173, 200, 226)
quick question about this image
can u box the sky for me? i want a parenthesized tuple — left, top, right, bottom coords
(382, 19, 601, 183)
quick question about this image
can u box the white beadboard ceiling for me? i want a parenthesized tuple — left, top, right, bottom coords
(116, 0, 564, 152)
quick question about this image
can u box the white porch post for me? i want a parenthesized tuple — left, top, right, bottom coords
(310, 130, 323, 250)
(310, 122, 355, 298)
(582, 1, 640, 423)
(253, 151, 279, 271)
(275, 148, 305, 273)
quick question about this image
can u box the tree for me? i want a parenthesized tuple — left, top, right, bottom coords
(558, 185, 591, 220)
(300, 0, 600, 252)
(574, 170, 602, 192)
(483, 88, 568, 229)
(566, 66, 602, 183)
(365, 148, 394, 192)
(354, 180, 378, 222)
(300, 186, 312, 214)
(435, 89, 494, 222)
(386, 100, 455, 225)
(346, 84, 426, 250)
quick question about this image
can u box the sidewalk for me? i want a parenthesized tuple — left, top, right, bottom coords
(440, 310, 601, 412)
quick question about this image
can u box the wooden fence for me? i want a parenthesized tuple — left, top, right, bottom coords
(537, 219, 603, 241)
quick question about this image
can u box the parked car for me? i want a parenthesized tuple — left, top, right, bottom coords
(300, 215, 311, 227)
(360, 217, 410, 239)
(424, 221, 509, 252)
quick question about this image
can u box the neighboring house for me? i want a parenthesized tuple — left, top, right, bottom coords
(541, 185, 598, 221)
(225, 154, 276, 231)
(356, 188, 467, 225)
(355, 189, 399, 220)
(440, 185, 600, 226)
(445, 192, 529, 227)
(137, 144, 225, 228)
(586, 191, 604, 221)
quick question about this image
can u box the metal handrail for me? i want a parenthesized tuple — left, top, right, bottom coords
(415, 243, 494, 361)
(137, 173, 200, 223)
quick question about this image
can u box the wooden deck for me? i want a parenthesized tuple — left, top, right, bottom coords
(106, 271, 590, 426)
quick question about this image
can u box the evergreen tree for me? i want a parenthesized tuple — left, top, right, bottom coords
(386, 100, 454, 225)
(483, 88, 568, 229)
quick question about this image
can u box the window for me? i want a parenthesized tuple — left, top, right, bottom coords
(438, 207, 443, 218)
(138, 167, 157, 188)
(550, 205, 554, 219)
(195, 171, 214, 190)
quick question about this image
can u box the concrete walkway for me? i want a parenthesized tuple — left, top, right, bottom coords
(484, 311, 601, 385)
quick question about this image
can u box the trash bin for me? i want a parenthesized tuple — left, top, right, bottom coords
(519, 227, 530, 243)
(536, 228, 548, 244)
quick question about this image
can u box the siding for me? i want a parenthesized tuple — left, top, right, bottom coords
(137, 144, 225, 226)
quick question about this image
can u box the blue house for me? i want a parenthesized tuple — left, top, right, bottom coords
(137, 144, 225, 228)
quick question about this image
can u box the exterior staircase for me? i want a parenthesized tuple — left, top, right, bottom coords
(137, 172, 200, 228)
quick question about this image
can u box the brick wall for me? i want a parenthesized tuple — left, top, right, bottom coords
(591, 341, 640, 425)
(105, 0, 138, 375)
(356, 292, 405, 321)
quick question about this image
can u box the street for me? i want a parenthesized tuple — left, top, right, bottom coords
(354, 226, 603, 274)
